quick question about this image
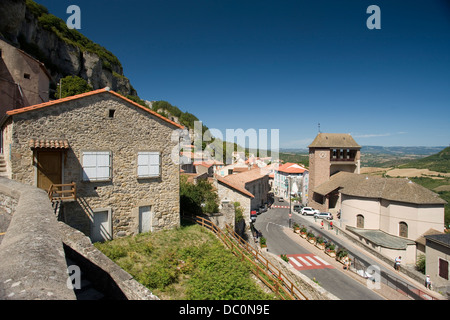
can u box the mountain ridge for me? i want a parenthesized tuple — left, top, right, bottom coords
(0, 0, 136, 98)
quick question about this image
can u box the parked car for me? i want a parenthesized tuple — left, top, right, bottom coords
(300, 207, 320, 216)
(293, 204, 303, 213)
(259, 205, 267, 213)
(278, 197, 284, 202)
(314, 212, 333, 220)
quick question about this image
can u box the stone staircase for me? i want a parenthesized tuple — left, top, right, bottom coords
(0, 154, 8, 178)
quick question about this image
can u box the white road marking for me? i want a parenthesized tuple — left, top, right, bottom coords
(312, 255, 331, 266)
(289, 257, 302, 267)
(306, 256, 322, 266)
(297, 256, 312, 266)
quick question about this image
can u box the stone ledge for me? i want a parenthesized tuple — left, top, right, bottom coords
(59, 221, 159, 300)
(0, 177, 76, 300)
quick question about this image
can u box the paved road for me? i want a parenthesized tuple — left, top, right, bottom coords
(254, 200, 384, 300)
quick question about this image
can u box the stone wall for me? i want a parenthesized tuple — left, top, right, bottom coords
(59, 221, 158, 300)
(5, 92, 180, 239)
(216, 181, 252, 223)
(0, 177, 76, 300)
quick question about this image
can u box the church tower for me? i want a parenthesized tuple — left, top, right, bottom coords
(308, 133, 361, 211)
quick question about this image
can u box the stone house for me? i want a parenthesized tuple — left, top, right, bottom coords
(0, 87, 183, 242)
(313, 171, 446, 264)
(0, 38, 51, 119)
(215, 168, 270, 223)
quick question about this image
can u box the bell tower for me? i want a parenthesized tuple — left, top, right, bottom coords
(307, 133, 361, 211)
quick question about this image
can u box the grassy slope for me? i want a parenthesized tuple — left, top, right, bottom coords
(94, 222, 277, 300)
(392, 147, 450, 228)
(398, 147, 450, 173)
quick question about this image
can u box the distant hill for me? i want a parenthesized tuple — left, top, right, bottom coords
(398, 147, 450, 173)
(361, 146, 446, 156)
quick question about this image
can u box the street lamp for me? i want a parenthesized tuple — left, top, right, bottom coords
(285, 176, 292, 227)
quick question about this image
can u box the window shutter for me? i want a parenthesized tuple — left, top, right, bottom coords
(439, 259, 449, 280)
(138, 152, 160, 178)
(82, 151, 111, 181)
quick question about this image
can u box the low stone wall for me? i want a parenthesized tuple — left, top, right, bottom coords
(59, 221, 158, 300)
(0, 177, 76, 300)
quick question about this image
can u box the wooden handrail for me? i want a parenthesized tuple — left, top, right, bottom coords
(48, 183, 76, 201)
(182, 215, 308, 300)
(225, 223, 309, 301)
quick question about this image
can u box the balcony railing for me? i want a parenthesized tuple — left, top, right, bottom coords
(48, 183, 76, 201)
(330, 158, 356, 162)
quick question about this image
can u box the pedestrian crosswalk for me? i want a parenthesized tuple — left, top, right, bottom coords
(271, 205, 290, 209)
(285, 254, 334, 271)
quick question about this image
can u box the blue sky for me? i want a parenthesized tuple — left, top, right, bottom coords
(38, 0, 450, 148)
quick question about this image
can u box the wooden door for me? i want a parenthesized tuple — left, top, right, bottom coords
(37, 151, 62, 191)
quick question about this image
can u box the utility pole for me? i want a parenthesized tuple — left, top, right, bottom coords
(59, 78, 62, 99)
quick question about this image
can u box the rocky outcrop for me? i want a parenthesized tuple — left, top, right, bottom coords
(0, 0, 136, 96)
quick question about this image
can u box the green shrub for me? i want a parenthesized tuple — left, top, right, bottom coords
(416, 254, 426, 274)
(95, 224, 276, 300)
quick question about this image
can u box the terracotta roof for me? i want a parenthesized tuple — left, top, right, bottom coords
(217, 168, 269, 198)
(308, 133, 361, 149)
(314, 172, 447, 205)
(29, 139, 69, 149)
(276, 162, 307, 174)
(6, 88, 184, 129)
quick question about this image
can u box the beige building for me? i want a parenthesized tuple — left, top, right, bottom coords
(308, 133, 361, 212)
(424, 234, 449, 293)
(313, 171, 446, 264)
(0, 39, 51, 119)
(1, 87, 183, 242)
(215, 168, 270, 223)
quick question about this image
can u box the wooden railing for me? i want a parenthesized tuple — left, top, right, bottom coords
(224, 223, 309, 301)
(47, 183, 76, 201)
(183, 215, 308, 300)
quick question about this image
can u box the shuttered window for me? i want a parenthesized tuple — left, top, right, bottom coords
(137, 151, 161, 178)
(82, 151, 112, 181)
(439, 259, 449, 280)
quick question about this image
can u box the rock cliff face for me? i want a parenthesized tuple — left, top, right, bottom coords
(0, 0, 136, 97)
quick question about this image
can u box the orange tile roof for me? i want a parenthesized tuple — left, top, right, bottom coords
(217, 168, 269, 198)
(29, 139, 70, 149)
(6, 88, 184, 129)
(276, 162, 307, 174)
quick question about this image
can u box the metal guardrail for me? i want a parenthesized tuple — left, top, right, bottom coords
(351, 255, 438, 300)
(183, 215, 308, 300)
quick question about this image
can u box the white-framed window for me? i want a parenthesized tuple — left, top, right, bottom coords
(137, 151, 161, 178)
(82, 151, 112, 181)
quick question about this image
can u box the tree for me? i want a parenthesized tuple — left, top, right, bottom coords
(180, 176, 219, 215)
(56, 75, 93, 98)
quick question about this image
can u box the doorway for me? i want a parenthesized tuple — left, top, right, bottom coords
(91, 209, 112, 242)
(139, 206, 152, 233)
(36, 150, 62, 191)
